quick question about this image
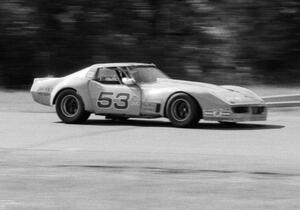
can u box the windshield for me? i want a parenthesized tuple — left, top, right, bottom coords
(129, 66, 169, 83)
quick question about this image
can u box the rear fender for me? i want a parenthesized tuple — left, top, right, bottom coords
(31, 77, 62, 106)
(51, 78, 93, 112)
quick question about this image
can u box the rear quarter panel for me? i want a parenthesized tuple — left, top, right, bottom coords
(50, 77, 93, 112)
(31, 78, 63, 106)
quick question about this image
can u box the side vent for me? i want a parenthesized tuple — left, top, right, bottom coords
(155, 104, 161, 113)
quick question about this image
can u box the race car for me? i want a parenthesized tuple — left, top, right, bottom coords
(30, 63, 267, 127)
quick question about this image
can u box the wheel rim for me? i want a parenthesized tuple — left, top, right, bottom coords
(60, 95, 80, 117)
(170, 98, 191, 121)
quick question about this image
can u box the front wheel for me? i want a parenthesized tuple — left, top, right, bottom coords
(55, 89, 90, 124)
(166, 93, 201, 128)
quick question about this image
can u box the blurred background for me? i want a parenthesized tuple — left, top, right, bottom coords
(0, 0, 299, 89)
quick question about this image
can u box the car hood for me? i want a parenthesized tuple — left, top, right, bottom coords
(144, 78, 263, 104)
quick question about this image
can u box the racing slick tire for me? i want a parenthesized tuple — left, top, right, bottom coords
(55, 89, 90, 124)
(166, 93, 201, 128)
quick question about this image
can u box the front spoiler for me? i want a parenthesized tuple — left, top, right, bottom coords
(203, 106, 267, 122)
(203, 114, 267, 122)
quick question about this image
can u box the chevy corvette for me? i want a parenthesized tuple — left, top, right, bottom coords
(31, 63, 267, 127)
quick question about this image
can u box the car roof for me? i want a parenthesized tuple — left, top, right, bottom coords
(91, 63, 155, 68)
(67, 63, 156, 78)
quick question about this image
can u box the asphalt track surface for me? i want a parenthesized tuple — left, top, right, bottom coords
(1, 89, 300, 210)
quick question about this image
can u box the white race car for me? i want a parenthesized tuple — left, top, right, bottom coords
(31, 63, 267, 127)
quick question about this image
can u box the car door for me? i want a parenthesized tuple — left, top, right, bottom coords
(88, 67, 141, 116)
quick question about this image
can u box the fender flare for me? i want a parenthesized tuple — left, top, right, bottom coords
(52, 88, 77, 105)
(163, 91, 203, 118)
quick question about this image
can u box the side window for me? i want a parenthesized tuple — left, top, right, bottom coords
(96, 68, 120, 84)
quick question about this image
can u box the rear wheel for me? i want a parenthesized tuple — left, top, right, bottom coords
(166, 93, 201, 128)
(55, 89, 90, 124)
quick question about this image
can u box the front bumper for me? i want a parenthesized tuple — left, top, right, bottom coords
(203, 105, 267, 122)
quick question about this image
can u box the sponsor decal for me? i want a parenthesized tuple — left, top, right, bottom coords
(37, 92, 50, 96)
(130, 96, 140, 106)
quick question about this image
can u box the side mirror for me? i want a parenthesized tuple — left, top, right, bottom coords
(122, 78, 136, 86)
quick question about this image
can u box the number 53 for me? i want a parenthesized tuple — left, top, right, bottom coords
(97, 92, 130, 109)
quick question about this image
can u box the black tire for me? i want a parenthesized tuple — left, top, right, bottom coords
(166, 93, 201, 128)
(55, 89, 90, 124)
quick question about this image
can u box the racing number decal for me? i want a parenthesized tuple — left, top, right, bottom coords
(97, 92, 113, 108)
(114, 93, 130, 109)
(97, 92, 130, 109)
